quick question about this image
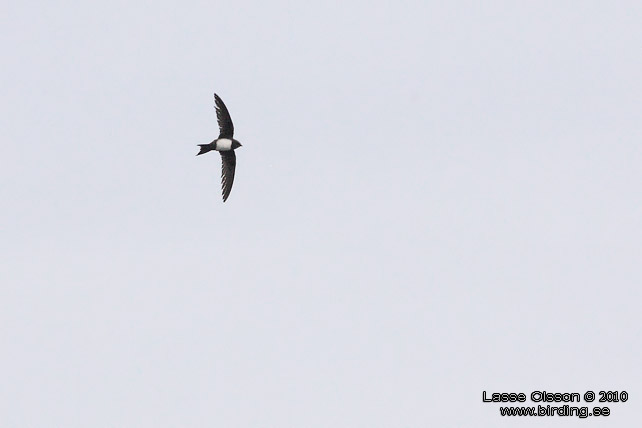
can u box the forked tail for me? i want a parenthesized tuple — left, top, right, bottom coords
(196, 144, 214, 156)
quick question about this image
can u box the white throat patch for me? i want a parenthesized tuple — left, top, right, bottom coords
(216, 138, 233, 151)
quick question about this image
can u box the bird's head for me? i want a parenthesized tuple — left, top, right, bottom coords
(232, 139, 242, 149)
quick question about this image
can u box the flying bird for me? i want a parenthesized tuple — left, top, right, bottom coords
(196, 94, 242, 202)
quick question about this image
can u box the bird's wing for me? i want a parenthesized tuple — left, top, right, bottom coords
(220, 151, 236, 202)
(214, 93, 234, 139)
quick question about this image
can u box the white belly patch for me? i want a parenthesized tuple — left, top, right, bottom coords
(216, 138, 233, 151)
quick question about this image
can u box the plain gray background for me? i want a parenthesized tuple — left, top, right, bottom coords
(1, 1, 640, 426)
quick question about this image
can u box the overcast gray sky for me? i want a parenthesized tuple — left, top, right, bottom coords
(1, 1, 641, 426)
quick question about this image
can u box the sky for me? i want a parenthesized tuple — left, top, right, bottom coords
(1, 1, 641, 426)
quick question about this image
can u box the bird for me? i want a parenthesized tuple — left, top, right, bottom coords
(196, 94, 242, 202)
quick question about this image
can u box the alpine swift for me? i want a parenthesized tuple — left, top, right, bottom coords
(196, 94, 242, 202)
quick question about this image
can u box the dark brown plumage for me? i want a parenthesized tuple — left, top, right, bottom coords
(196, 94, 243, 202)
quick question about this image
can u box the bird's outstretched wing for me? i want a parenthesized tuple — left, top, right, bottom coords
(220, 151, 236, 202)
(214, 93, 234, 139)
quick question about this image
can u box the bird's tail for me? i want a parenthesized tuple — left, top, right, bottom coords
(196, 144, 213, 156)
